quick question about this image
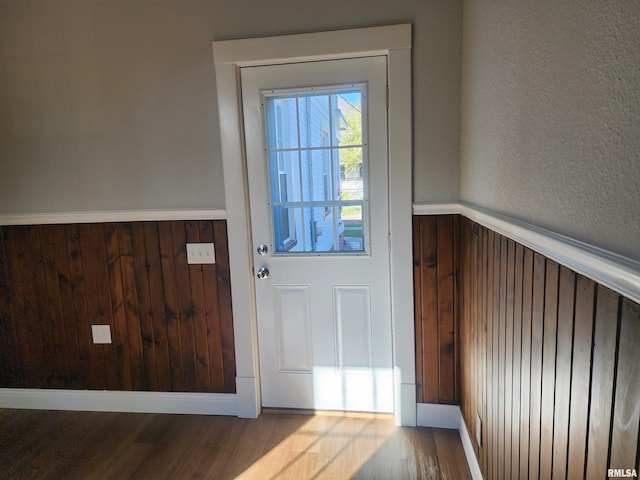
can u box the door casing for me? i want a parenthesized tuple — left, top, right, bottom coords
(212, 24, 415, 426)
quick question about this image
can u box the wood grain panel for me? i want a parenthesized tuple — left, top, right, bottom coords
(413, 215, 459, 404)
(490, 232, 500, 480)
(0, 228, 18, 386)
(539, 260, 558, 480)
(510, 243, 524, 480)
(503, 239, 514, 479)
(585, 286, 620, 479)
(418, 216, 439, 403)
(0, 221, 235, 394)
(519, 247, 534, 480)
(566, 276, 595, 479)
(610, 298, 640, 469)
(457, 216, 640, 480)
(437, 216, 456, 404)
(104, 223, 134, 391)
(551, 266, 575, 480)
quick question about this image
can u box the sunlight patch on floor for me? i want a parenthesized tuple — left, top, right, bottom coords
(235, 415, 397, 479)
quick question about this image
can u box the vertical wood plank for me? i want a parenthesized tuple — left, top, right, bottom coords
(480, 226, 489, 474)
(185, 220, 212, 393)
(497, 236, 508, 480)
(585, 286, 620, 478)
(28, 228, 53, 386)
(519, 248, 534, 480)
(213, 220, 236, 393)
(539, 260, 559, 480)
(485, 229, 494, 480)
(462, 220, 473, 443)
(453, 215, 461, 405)
(510, 243, 524, 479)
(27, 227, 50, 387)
(131, 222, 158, 390)
(158, 222, 185, 391)
(552, 266, 576, 480)
(104, 223, 134, 391)
(171, 221, 197, 391)
(144, 222, 172, 392)
(566, 276, 595, 479)
(420, 216, 439, 403)
(437, 216, 455, 404)
(51, 225, 82, 389)
(0, 227, 20, 386)
(78, 224, 107, 389)
(503, 239, 515, 478)
(118, 223, 145, 390)
(79, 223, 118, 389)
(5, 227, 32, 387)
(609, 298, 640, 468)
(528, 252, 545, 480)
(413, 217, 424, 402)
(491, 233, 501, 479)
(199, 221, 225, 392)
(37, 226, 67, 387)
(467, 221, 477, 454)
(65, 224, 93, 388)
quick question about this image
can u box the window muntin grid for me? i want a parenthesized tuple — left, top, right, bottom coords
(264, 85, 368, 254)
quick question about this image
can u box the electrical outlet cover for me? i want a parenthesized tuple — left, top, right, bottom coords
(92, 325, 112, 344)
(186, 243, 215, 264)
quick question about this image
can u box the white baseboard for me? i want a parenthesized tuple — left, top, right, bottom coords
(457, 410, 483, 480)
(417, 403, 482, 480)
(0, 389, 237, 416)
(416, 402, 461, 429)
(395, 381, 417, 427)
(235, 376, 260, 419)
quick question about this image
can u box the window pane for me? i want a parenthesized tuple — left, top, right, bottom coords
(274, 205, 342, 253)
(301, 149, 335, 202)
(338, 147, 363, 200)
(339, 204, 364, 252)
(273, 205, 299, 252)
(270, 151, 301, 203)
(266, 97, 298, 150)
(299, 95, 330, 148)
(334, 91, 362, 147)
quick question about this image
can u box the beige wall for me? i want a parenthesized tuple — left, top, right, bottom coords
(460, 1, 640, 261)
(0, 0, 462, 214)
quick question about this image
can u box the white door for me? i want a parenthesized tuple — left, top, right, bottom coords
(241, 56, 392, 413)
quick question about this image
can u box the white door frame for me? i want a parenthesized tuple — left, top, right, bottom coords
(212, 24, 415, 426)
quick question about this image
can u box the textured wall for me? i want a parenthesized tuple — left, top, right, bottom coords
(0, 0, 462, 214)
(460, 1, 640, 261)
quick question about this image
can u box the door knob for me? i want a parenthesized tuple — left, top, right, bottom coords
(256, 266, 270, 280)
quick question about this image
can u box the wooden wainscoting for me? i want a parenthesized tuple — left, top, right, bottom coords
(0, 220, 235, 393)
(458, 217, 640, 479)
(413, 215, 460, 404)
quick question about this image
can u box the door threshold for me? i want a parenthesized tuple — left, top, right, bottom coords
(261, 407, 394, 421)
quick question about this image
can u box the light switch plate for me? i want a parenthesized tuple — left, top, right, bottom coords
(92, 325, 112, 344)
(186, 243, 215, 264)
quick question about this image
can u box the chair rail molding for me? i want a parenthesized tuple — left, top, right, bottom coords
(413, 202, 640, 304)
(0, 209, 226, 226)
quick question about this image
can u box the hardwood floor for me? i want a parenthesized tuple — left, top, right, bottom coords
(0, 409, 471, 479)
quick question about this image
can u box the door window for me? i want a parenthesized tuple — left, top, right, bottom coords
(264, 86, 367, 254)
